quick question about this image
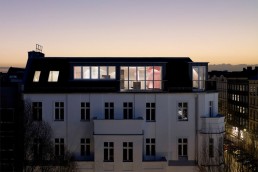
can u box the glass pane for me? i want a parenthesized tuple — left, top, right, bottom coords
(138, 67, 145, 81)
(83, 67, 90, 79)
(33, 71, 41, 82)
(91, 66, 99, 79)
(74, 67, 81, 79)
(48, 71, 59, 82)
(100, 66, 108, 79)
(192, 67, 198, 81)
(109, 66, 116, 79)
(129, 67, 136, 81)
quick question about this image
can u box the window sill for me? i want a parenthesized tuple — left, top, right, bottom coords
(103, 160, 114, 162)
(146, 120, 156, 122)
(123, 160, 133, 162)
(54, 120, 64, 121)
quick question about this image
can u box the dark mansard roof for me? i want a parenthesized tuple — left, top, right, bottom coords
(23, 51, 208, 93)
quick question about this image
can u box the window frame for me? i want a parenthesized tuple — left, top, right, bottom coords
(209, 138, 214, 157)
(105, 102, 114, 119)
(123, 142, 133, 162)
(146, 102, 155, 122)
(123, 102, 133, 119)
(32, 102, 42, 121)
(48, 71, 59, 82)
(178, 138, 188, 159)
(146, 138, 155, 156)
(55, 138, 64, 156)
(177, 102, 188, 121)
(73, 66, 116, 80)
(81, 138, 90, 157)
(33, 71, 41, 82)
(104, 142, 114, 162)
(81, 102, 90, 121)
(54, 102, 64, 121)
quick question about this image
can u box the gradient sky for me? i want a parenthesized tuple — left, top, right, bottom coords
(0, 0, 257, 67)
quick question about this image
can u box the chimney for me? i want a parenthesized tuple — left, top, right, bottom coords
(28, 51, 45, 59)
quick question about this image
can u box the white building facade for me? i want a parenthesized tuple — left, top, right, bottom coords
(23, 51, 225, 172)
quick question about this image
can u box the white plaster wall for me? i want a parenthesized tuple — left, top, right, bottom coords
(23, 92, 220, 171)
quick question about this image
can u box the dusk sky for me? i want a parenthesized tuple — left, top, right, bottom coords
(0, 0, 257, 67)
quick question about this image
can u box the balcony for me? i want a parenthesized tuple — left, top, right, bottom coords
(200, 114, 225, 134)
(93, 118, 144, 135)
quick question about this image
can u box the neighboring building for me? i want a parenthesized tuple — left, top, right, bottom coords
(209, 67, 258, 169)
(0, 67, 24, 171)
(22, 51, 224, 172)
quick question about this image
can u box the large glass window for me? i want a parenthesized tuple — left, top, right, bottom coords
(120, 66, 162, 91)
(74, 66, 116, 80)
(192, 66, 206, 90)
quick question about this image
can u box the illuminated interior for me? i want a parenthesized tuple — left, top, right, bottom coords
(33, 71, 41, 82)
(48, 71, 59, 82)
(74, 66, 116, 79)
(192, 66, 206, 90)
(120, 66, 162, 91)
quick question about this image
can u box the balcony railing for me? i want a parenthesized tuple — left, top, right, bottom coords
(200, 114, 225, 134)
(93, 117, 144, 135)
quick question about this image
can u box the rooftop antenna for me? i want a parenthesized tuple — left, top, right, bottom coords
(36, 44, 43, 53)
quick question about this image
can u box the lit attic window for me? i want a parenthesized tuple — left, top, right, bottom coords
(48, 71, 59, 82)
(33, 71, 41, 82)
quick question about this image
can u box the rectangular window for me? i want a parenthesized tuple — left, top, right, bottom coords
(104, 142, 114, 161)
(81, 102, 90, 121)
(33, 138, 42, 159)
(123, 102, 133, 119)
(178, 138, 188, 158)
(55, 138, 64, 156)
(74, 66, 116, 80)
(55, 102, 64, 121)
(74, 66, 82, 79)
(81, 138, 90, 156)
(209, 101, 213, 117)
(33, 71, 41, 82)
(146, 103, 155, 121)
(48, 71, 59, 82)
(178, 102, 188, 121)
(105, 102, 114, 119)
(120, 66, 162, 91)
(192, 66, 206, 90)
(123, 142, 133, 162)
(146, 138, 155, 156)
(32, 102, 42, 121)
(209, 138, 214, 157)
